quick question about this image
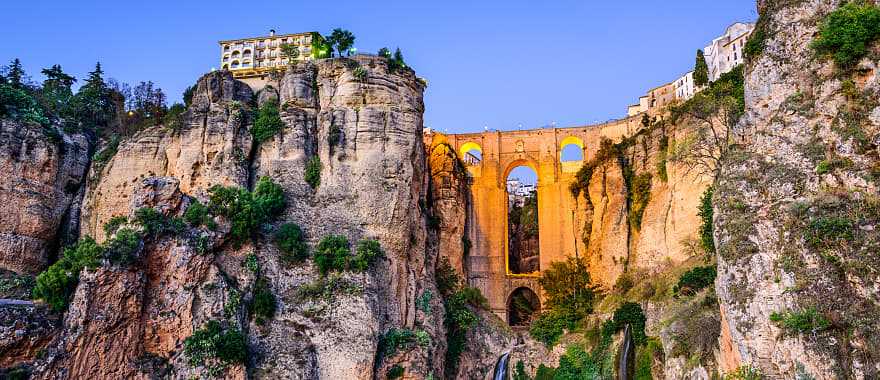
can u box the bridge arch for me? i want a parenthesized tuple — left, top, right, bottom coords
(459, 141, 483, 166)
(504, 160, 540, 275)
(507, 286, 541, 326)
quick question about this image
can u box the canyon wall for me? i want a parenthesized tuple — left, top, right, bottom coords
(715, 0, 880, 378)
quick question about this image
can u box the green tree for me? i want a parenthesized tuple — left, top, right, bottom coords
(311, 33, 333, 59)
(71, 62, 117, 131)
(40, 64, 77, 117)
(694, 49, 709, 86)
(182, 85, 196, 108)
(4, 59, 26, 88)
(329, 28, 356, 57)
(280, 43, 300, 63)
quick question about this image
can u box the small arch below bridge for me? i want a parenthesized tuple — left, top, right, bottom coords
(507, 287, 541, 326)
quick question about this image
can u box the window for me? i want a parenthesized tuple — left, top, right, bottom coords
(223, 56, 229, 62)
(734, 52, 738, 60)
(224, 45, 230, 51)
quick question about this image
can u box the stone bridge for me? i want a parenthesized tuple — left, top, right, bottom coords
(428, 115, 644, 323)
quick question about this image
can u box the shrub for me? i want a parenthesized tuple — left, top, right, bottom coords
(103, 215, 128, 236)
(387, 365, 404, 379)
(207, 177, 285, 245)
(635, 337, 662, 380)
(249, 276, 277, 325)
(611, 302, 647, 345)
(274, 223, 308, 264)
(435, 256, 461, 295)
(725, 365, 764, 380)
(698, 187, 715, 255)
(32, 237, 104, 311)
(529, 308, 580, 346)
(183, 320, 248, 370)
(513, 360, 529, 380)
(133, 208, 184, 237)
(251, 100, 283, 143)
(184, 200, 217, 230)
(811, 2, 880, 69)
(416, 290, 433, 313)
(743, 25, 768, 61)
(805, 216, 853, 248)
(104, 228, 142, 266)
(535, 364, 556, 380)
(352, 66, 367, 81)
(769, 307, 831, 334)
(350, 239, 383, 271)
(295, 274, 364, 302)
(314, 235, 350, 275)
(379, 328, 429, 358)
(304, 156, 321, 189)
(674, 266, 717, 296)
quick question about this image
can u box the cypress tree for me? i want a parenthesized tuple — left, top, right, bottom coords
(694, 49, 709, 86)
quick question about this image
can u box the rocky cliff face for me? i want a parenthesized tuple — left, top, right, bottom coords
(0, 121, 90, 274)
(715, 0, 880, 378)
(0, 57, 455, 379)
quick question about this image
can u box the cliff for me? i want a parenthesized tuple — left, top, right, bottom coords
(715, 0, 880, 377)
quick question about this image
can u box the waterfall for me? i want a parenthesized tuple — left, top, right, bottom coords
(617, 324, 635, 380)
(492, 352, 510, 380)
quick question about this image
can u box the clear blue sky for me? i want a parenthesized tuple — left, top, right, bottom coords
(1, 0, 755, 137)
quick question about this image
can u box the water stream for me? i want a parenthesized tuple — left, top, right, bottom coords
(492, 351, 510, 380)
(617, 323, 635, 380)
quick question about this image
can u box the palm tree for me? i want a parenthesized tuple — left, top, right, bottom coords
(329, 28, 356, 57)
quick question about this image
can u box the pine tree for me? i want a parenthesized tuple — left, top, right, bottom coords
(694, 49, 709, 86)
(41, 64, 77, 117)
(5, 58, 26, 88)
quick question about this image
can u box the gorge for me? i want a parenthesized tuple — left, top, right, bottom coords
(1, 0, 880, 379)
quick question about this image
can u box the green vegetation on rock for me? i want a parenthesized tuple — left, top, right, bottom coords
(207, 177, 286, 245)
(183, 320, 248, 373)
(812, 2, 880, 69)
(32, 237, 103, 311)
(350, 239, 384, 272)
(251, 99, 283, 143)
(274, 223, 309, 264)
(769, 307, 831, 334)
(674, 265, 716, 297)
(305, 156, 321, 189)
(314, 235, 350, 275)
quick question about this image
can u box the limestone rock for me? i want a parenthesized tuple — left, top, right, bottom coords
(0, 121, 90, 274)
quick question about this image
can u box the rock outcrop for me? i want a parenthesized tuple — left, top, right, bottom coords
(715, 0, 880, 378)
(0, 121, 90, 274)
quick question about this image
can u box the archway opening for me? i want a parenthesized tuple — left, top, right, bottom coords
(561, 144, 584, 162)
(507, 287, 540, 326)
(506, 165, 539, 274)
(459, 142, 482, 166)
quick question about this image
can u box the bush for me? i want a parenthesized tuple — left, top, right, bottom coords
(535, 364, 556, 380)
(611, 302, 647, 345)
(184, 200, 217, 230)
(629, 173, 652, 230)
(387, 365, 404, 379)
(103, 215, 128, 236)
(674, 266, 717, 297)
(314, 235, 350, 275)
(249, 276, 277, 325)
(811, 2, 880, 69)
(416, 290, 433, 313)
(725, 365, 764, 380)
(304, 156, 321, 189)
(635, 337, 662, 380)
(104, 228, 142, 266)
(769, 307, 831, 334)
(743, 25, 768, 61)
(698, 187, 715, 255)
(806, 216, 853, 248)
(133, 208, 184, 237)
(529, 308, 580, 346)
(379, 328, 429, 358)
(513, 360, 529, 380)
(183, 320, 248, 370)
(275, 223, 308, 264)
(435, 256, 461, 295)
(32, 237, 104, 311)
(251, 100, 283, 143)
(207, 177, 285, 245)
(350, 239, 383, 271)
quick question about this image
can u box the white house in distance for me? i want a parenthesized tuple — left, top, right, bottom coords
(703, 22, 754, 81)
(673, 71, 696, 100)
(626, 21, 755, 116)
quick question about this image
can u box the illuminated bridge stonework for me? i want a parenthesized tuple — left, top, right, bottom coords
(429, 115, 644, 321)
